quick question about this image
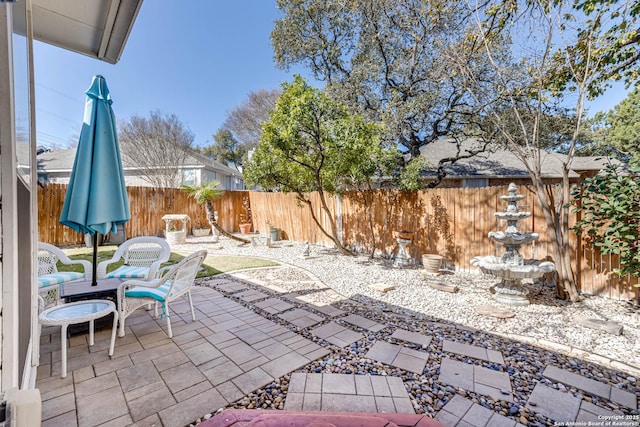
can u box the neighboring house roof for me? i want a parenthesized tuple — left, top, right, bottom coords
(419, 139, 613, 180)
(37, 148, 244, 178)
(183, 150, 244, 178)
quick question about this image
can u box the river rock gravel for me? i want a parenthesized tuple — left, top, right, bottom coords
(174, 235, 640, 425)
(176, 235, 640, 371)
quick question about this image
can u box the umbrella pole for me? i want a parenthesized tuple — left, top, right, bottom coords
(92, 233, 99, 286)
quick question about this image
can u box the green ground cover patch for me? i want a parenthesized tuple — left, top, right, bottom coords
(60, 246, 278, 278)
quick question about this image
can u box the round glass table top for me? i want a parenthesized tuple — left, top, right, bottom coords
(41, 300, 114, 322)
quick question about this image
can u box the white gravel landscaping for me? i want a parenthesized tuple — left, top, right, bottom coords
(173, 235, 640, 373)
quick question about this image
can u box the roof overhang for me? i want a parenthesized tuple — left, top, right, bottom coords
(17, 0, 143, 64)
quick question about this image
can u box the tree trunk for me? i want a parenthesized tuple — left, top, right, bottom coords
(535, 181, 580, 301)
(359, 189, 377, 258)
(297, 193, 354, 256)
(205, 200, 250, 244)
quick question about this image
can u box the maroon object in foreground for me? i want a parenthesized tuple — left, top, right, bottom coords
(202, 409, 446, 427)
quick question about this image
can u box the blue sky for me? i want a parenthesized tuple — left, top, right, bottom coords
(34, 0, 630, 150)
(34, 1, 311, 149)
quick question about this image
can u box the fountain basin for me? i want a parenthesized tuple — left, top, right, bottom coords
(488, 231, 539, 245)
(501, 195, 526, 202)
(494, 212, 531, 220)
(471, 255, 555, 280)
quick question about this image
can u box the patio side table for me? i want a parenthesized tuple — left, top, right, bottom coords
(39, 299, 118, 378)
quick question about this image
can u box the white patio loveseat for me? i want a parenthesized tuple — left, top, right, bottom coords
(97, 236, 171, 280)
(38, 242, 92, 305)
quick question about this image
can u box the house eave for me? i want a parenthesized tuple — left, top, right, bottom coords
(17, 0, 144, 64)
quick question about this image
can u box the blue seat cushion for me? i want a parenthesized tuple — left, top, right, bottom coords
(38, 272, 85, 288)
(106, 266, 150, 279)
(124, 280, 173, 302)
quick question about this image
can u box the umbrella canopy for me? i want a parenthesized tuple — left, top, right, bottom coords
(60, 75, 130, 285)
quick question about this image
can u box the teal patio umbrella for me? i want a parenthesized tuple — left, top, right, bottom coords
(60, 75, 130, 286)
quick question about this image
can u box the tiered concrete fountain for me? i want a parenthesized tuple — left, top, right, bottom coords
(471, 183, 555, 306)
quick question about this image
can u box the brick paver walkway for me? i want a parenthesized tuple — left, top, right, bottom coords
(37, 286, 329, 426)
(35, 264, 639, 426)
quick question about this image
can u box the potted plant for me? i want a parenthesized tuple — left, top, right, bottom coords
(422, 253, 443, 274)
(392, 230, 414, 240)
(192, 219, 210, 237)
(165, 223, 186, 245)
(421, 196, 453, 274)
(239, 194, 252, 234)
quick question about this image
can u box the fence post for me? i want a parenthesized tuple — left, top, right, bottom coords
(336, 194, 343, 244)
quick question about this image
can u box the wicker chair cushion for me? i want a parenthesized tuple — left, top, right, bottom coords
(106, 266, 150, 279)
(38, 272, 85, 288)
(124, 280, 173, 300)
(124, 280, 174, 316)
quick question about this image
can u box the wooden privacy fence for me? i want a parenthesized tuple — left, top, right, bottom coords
(38, 184, 247, 246)
(38, 184, 638, 300)
(248, 186, 637, 301)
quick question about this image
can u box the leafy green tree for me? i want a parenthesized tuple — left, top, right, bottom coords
(245, 76, 387, 255)
(552, 0, 640, 98)
(587, 84, 640, 160)
(202, 129, 246, 170)
(202, 89, 280, 170)
(571, 159, 640, 279)
(271, 0, 500, 161)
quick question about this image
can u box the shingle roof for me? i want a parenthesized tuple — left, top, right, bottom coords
(419, 139, 611, 179)
(37, 148, 243, 177)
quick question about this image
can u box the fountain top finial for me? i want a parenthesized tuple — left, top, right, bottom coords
(501, 182, 526, 202)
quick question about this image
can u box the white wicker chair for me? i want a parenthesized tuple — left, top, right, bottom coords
(38, 242, 92, 306)
(97, 236, 171, 280)
(116, 250, 207, 338)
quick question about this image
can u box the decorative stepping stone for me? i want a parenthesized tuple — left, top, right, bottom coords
(391, 329, 432, 347)
(428, 280, 458, 293)
(437, 395, 518, 427)
(574, 315, 623, 335)
(442, 339, 504, 364)
(285, 373, 414, 413)
(311, 304, 346, 318)
(253, 298, 294, 314)
(439, 359, 513, 402)
(310, 322, 363, 347)
(526, 383, 581, 421)
(542, 365, 637, 409)
(365, 341, 428, 374)
(476, 305, 515, 319)
(217, 282, 249, 294)
(279, 309, 324, 328)
(342, 314, 386, 332)
(368, 283, 395, 293)
(235, 289, 270, 302)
